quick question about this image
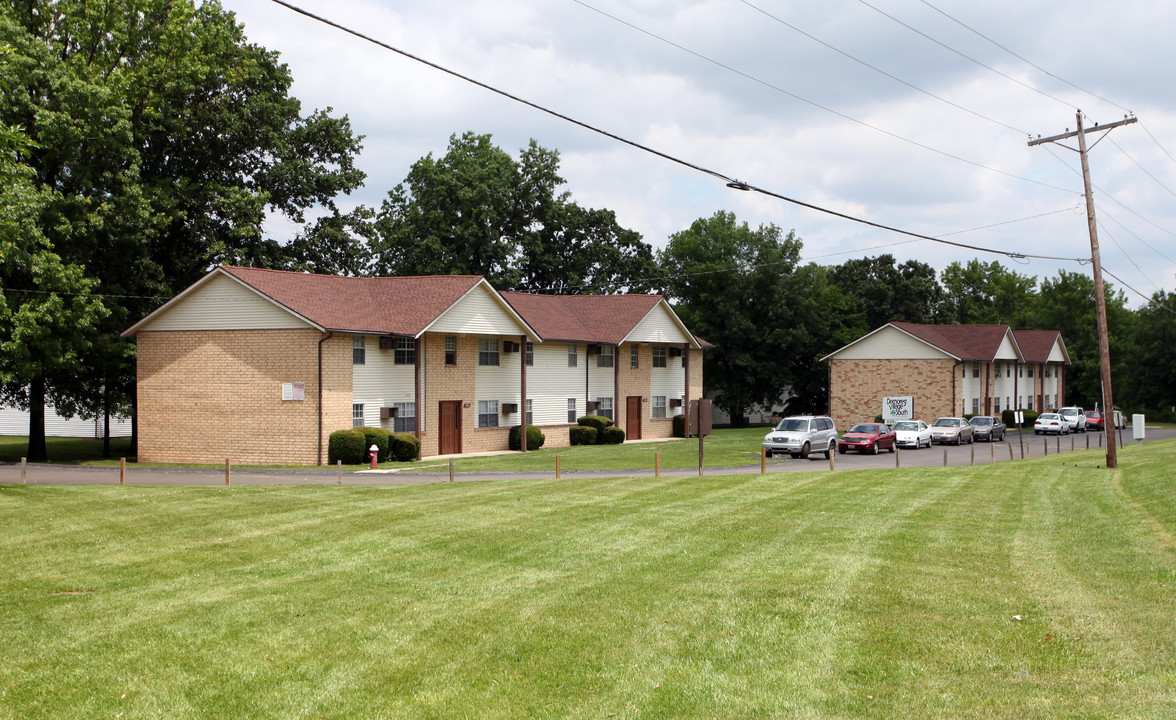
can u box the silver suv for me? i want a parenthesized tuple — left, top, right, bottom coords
(763, 415, 837, 459)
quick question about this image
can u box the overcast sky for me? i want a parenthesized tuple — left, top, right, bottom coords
(225, 0, 1175, 306)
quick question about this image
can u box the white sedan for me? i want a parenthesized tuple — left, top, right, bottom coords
(1034, 413, 1069, 435)
(893, 420, 932, 449)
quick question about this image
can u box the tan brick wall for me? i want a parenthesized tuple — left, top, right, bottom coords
(828, 357, 960, 430)
(137, 329, 351, 465)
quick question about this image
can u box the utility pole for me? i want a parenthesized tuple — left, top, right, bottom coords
(1028, 111, 1135, 469)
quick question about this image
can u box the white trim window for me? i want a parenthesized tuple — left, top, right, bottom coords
(972, 398, 980, 414)
(393, 402, 416, 433)
(478, 400, 499, 428)
(394, 338, 415, 365)
(445, 336, 457, 366)
(652, 345, 667, 368)
(596, 397, 613, 420)
(352, 403, 365, 427)
(597, 345, 614, 368)
(994, 397, 1001, 414)
(352, 336, 365, 365)
(526, 341, 534, 367)
(526, 399, 533, 425)
(479, 339, 499, 366)
(630, 345, 638, 368)
(567, 398, 577, 423)
(652, 395, 667, 419)
(567, 344, 578, 367)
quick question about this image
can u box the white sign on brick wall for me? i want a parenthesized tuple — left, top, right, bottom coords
(882, 396, 913, 424)
(282, 382, 306, 401)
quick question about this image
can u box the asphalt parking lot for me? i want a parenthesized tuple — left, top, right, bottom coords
(1, 426, 1170, 486)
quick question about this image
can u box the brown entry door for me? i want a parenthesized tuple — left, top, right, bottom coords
(439, 401, 462, 455)
(626, 396, 642, 440)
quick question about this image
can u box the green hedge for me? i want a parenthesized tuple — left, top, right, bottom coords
(672, 414, 686, 438)
(328, 429, 367, 465)
(356, 426, 392, 462)
(601, 426, 626, 445)
(391, 433, 420, 462)
(569, 426, 597, 446)
(509, 425, 546, 451)
(577, 415, 613, 444)
(1002, 408, 1040, 428)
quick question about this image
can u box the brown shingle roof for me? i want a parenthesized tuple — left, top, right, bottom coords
(890, 322, 1016, 362)
(219, 266, 484, 336)
(1013, 329, 1063, 363)
(502, 292, 665, 344)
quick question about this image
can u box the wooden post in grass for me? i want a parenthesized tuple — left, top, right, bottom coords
(1098, 431, 1103, 448)
(1056, 436, 1061, 454)
(760, 447, 766, 474)
(1018, 430, 1025, 460)
(120, 457, 125, 485)
(337, 460, 342, 485)
(970, 444, 975, 466)
(829, 449, 835, 471)
(449, 458, 454, 483)
(1086, 433, 1090, 450)
(556, 454, 561, 480)
(1043, 438, 1048, 456)
(990, 443, 994, 463)
(895, 446, 900, 468)
(1008, 443, 1014, 461)
(1071, 435, 1075, 452)
(20, 457, 26, 484)
(655, 452, 661, 478)
(943, 448, 947, 467)
(225, 458, 230, 485)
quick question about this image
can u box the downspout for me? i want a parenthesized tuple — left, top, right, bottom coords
(683, 345, 690, 416)
(317, 331, 333, 466)
(585, 344, 589, 415)
(952, 361, 960, 417)
(613, 343, 620, 429)
(414, 336, 422, 459)
(521, 335, 528, 452)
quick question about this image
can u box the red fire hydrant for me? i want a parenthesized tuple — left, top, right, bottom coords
(369, 444, 379, 469)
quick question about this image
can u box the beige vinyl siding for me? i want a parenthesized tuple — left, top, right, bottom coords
(588, 352, 615, 412)
(141, 272, 312, 331)
(428, 283, 529, 336)
(829, 325, 955, 361)
(475, 336, 523, 425)
(0, 402, 132, 438)
(351, 334, 416, 429)
(994, 333, 1020, 361)
(526, 342, 583, 425)
(650, 351, 685, 416)
(626, 302, 692, 344)
(1046, 342, 1067, 363)
(962, 364, 983, 414)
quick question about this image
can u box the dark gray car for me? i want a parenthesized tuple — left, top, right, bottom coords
(968, 415, 1006, 442)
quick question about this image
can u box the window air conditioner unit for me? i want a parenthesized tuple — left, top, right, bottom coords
(503, 341, 520, 353)
(378, 337, 394, 350)
(668, 347, 683, 357)
(669, 398, 683, 408)
(586, 401, 598, 412)
(501, 403, 519, 414)
(380, 406, 399, 419)
(587, 344, 601, 355)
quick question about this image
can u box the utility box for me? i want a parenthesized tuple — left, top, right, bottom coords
(1132, 414, 1146, 442)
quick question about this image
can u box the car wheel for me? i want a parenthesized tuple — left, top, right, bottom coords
(823, 442, 832, 460)
(790, 452, 800, 459)
(888, 442, 895, 453)
(1035, 430, 1040, 435)
(764, 450, 772, 458)
(870, 443, 879, 455)
(799, 442, 810, 460)
(837, 447, 846, 455)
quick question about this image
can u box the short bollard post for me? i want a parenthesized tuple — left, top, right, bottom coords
(895, 446, 900, 468)
(761, 447, 766, 474)
(120, 457, 126, 485)
(943, 448, 948, 467)
(1098, 431, 1103, 448)
(829, 449, 835, 471)
(449, 458, 454, 483)
(1071, 435, 1075, 452)
(20, 457, 27, 484)
(655, 452, 661, 478)
(970, 444, 974, 466)
(1056, 436, 1060, 454)
(225, 458, 230, 485)
(337, 460, 342, 485)
(990, 443, 994, 463)
(556, 454, 561, 480)
(1043, 438, 1048, 456)
(1008, 443, 1014, 461)
(1085, 433, 1089, 449)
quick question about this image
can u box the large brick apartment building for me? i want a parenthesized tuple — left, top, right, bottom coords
(822, 322, 1069, 430)
(123, 266, 706, 465)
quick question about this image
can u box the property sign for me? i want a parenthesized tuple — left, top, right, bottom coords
(282, 382, 306, 401)
(882, 396, 914, 424)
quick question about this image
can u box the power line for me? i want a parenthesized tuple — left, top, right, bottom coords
(1095, 203, 1176, 265)
(1096, 219, 1159, 295)
(266, 0, 1087, 266)
(1107, 136, 1176, 201)
(1102, 267, 1176, 314)
(855, 0, 1078, 110)
(736, 0, 1028, 135)
(915, 0, 1131, 114)
(1139, 121, 1176, 172)
(571, 0, 1073, 194)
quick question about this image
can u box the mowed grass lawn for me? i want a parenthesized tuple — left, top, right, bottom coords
(1, 442, 1173, 719)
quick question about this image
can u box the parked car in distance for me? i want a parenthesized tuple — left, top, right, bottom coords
(1034, 412, 1068, 435)
(931, 417, 973, 445)
(837, 423, 896, 454)
(1084, 410, 1105, 431)
(893, 420, 932, 449)
(968, 415, 1007, 442)
(1057, 406, 1086, 433)
(762, 415, 837, 459)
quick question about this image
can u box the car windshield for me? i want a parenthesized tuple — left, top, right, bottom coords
(894, 421, 917, 431)
(775, 419, 809, 432)
(848, 424, 877, 433)
(971, 417, 992, 426)
(1085, 411, 1099, 417)
(1059, 408, 1077, 417)
(933, 418, 958, 427)
(1039, 414, 1059, 420)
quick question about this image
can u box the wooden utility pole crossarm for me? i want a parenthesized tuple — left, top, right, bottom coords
(1028, 111, 1135, 468)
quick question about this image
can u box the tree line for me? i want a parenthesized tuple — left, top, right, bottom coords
(1, 2, 1170, 460)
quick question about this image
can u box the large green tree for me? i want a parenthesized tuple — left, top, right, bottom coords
(826, 254, 947, 336)
(1120, 291, 1176, 418)
(658, 211, 837, 423)
(372, 132, 657, 292)
(940, 259, 1038, 326)
(0, 1, 365, 457)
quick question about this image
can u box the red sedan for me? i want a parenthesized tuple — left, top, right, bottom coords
(837, 423, 897, 455)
